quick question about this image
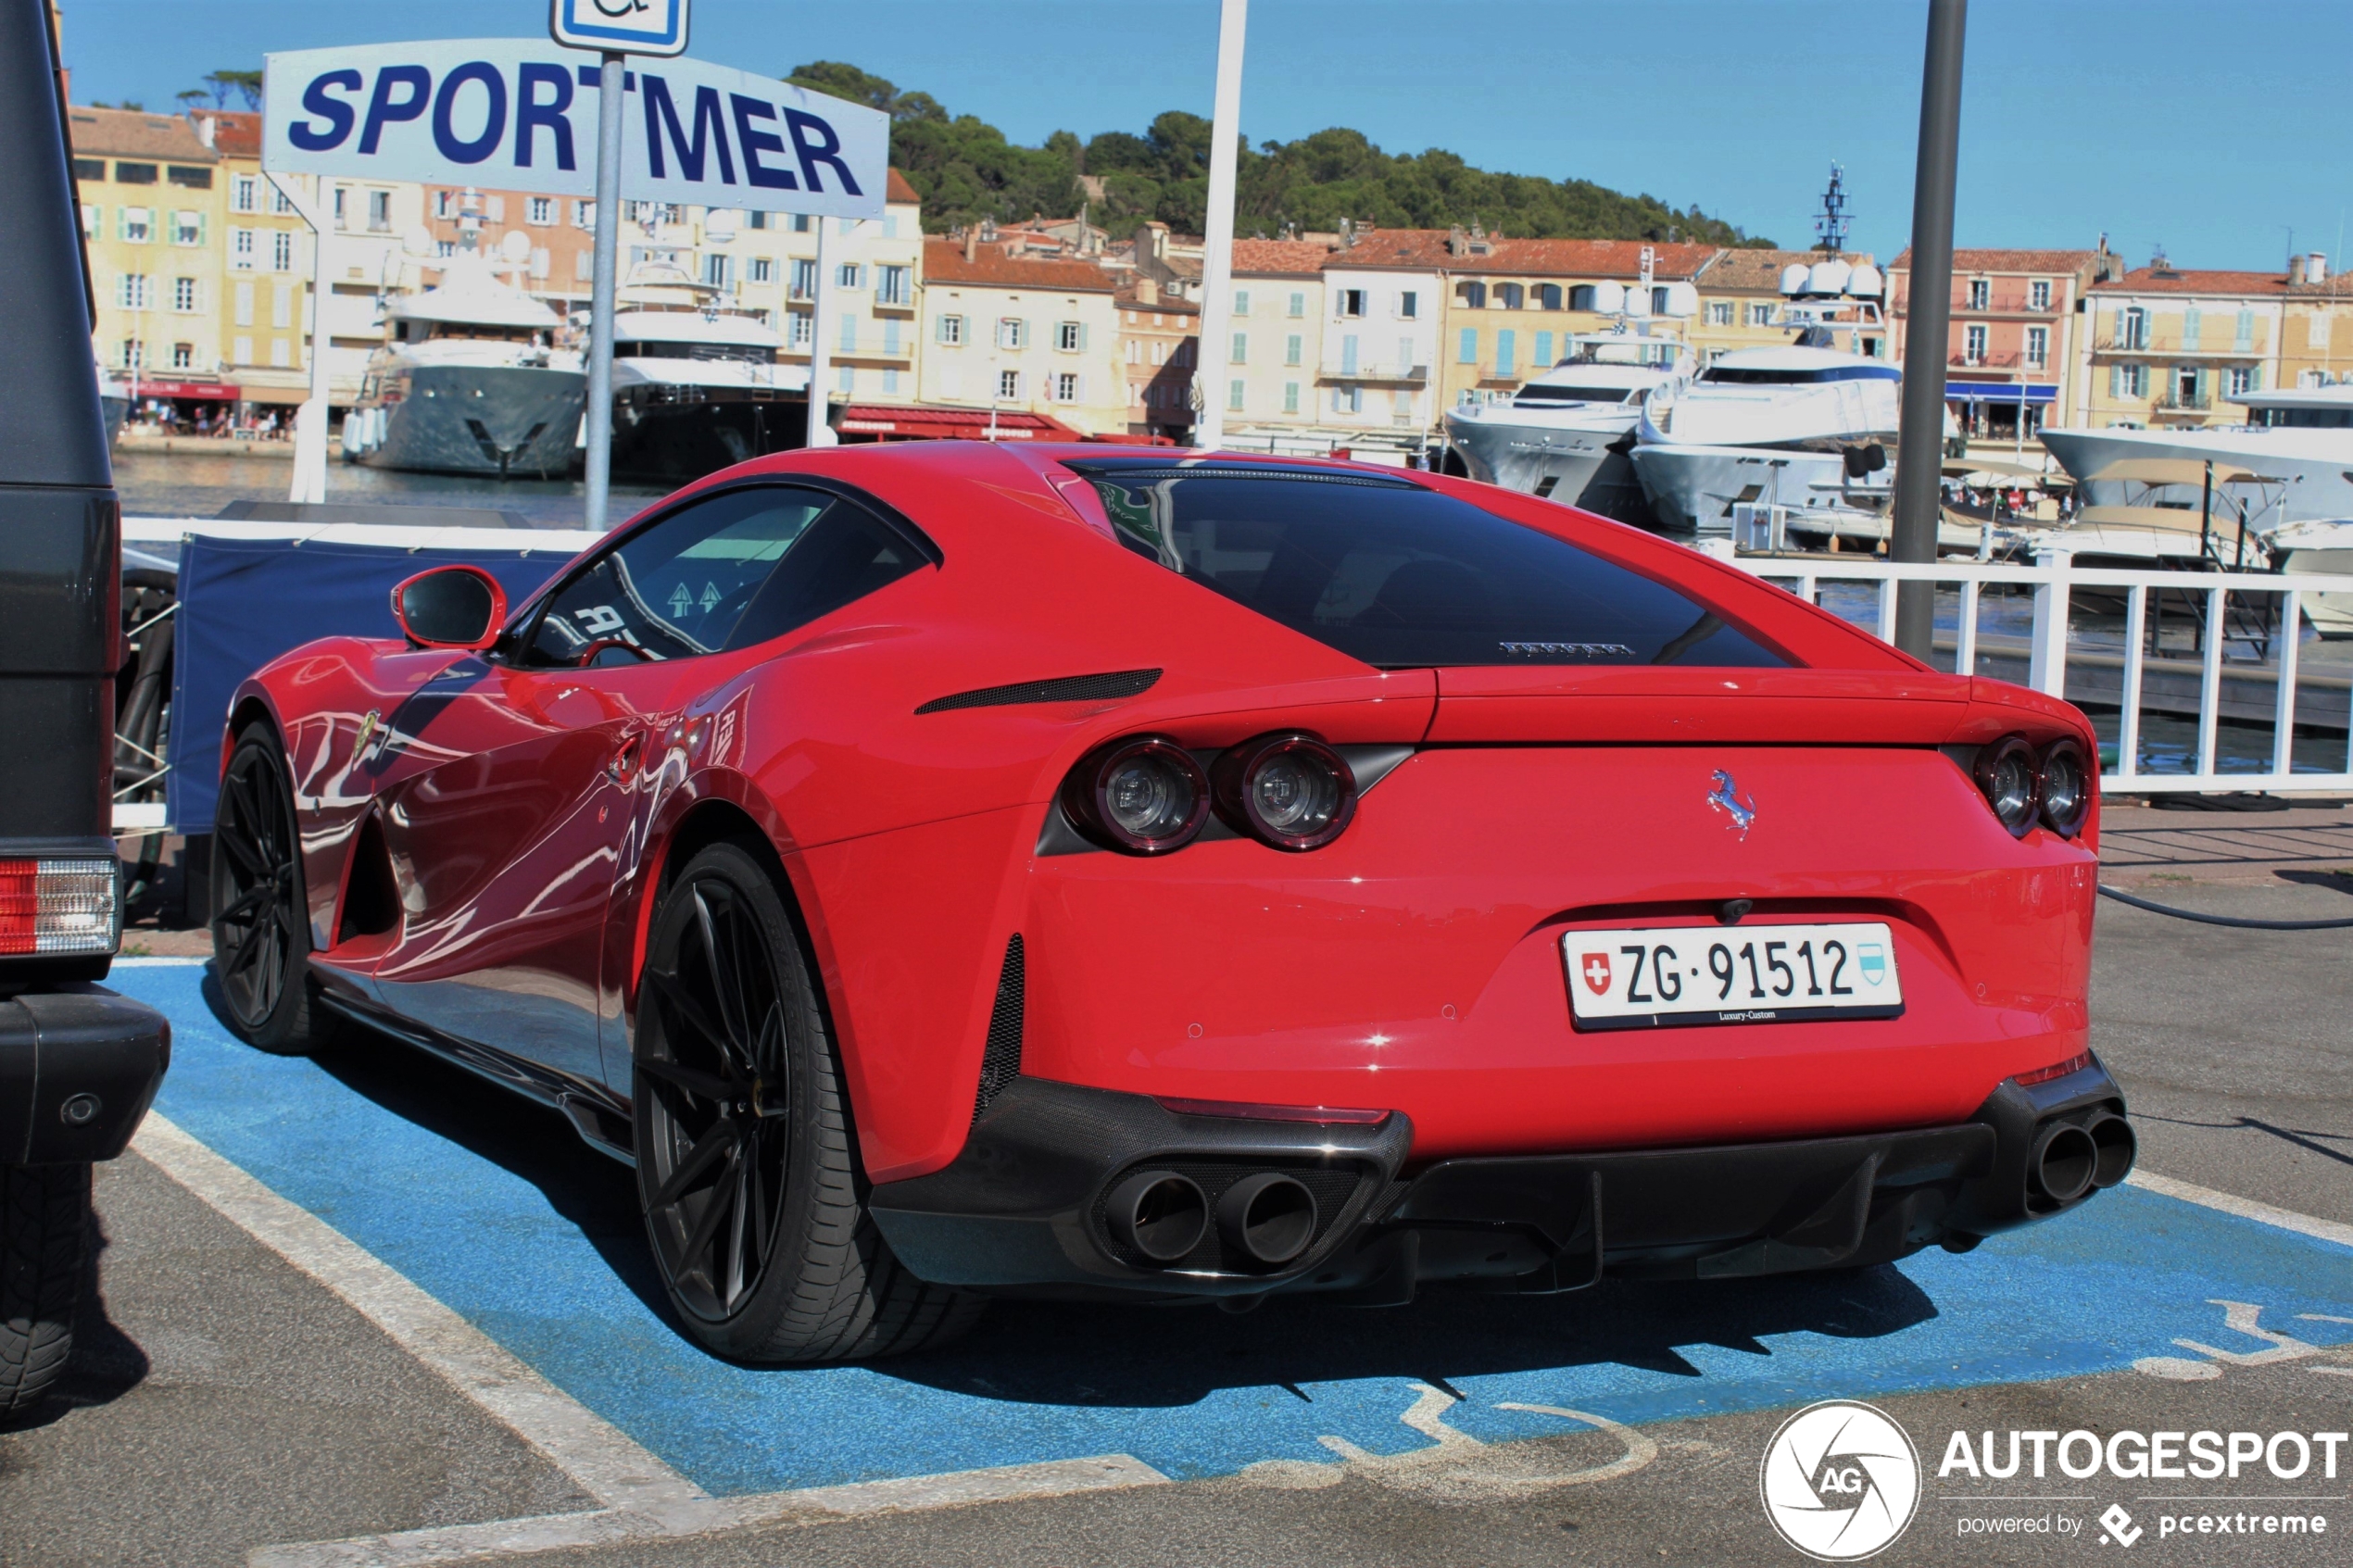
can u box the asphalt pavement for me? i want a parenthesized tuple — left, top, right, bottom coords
(4, 870, 2348, 1568)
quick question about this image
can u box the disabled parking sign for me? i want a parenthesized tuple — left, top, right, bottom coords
(550, 0, 689, 57)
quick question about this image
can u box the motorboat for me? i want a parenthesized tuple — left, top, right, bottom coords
(606, 256, 810, 483)
(1631, 260, 1913, 543)
(341, 195, 585, 479)
(1443, 325, 1692, 521)
(2261, 517, 2353, 637)
(2039, 382, 2353, 527)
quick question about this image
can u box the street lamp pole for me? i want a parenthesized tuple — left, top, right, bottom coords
(1891, 0, 1967, 662)
(1191, 0, 1247, 451)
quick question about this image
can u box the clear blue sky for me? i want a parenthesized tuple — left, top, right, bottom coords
(60, 0, 2347, 272)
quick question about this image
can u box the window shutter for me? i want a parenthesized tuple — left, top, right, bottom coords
(1079, 322, 1089, 352)
(1457, 327, 1477, 365)
(2108, 364, 2121, 397)
(234, 281, 253, 327)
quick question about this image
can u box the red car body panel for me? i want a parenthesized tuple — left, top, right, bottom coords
(227, 441, 2103, 1197)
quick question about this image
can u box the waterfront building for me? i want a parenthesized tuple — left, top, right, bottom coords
(202, 111, 314, 417)
(69, 105, 230, 420)
(1889, 245, 2116, 447)
(1114, 278, 1197, 442)
(2080, 255, 2287, 432)
(917, 237, 1126, 435)
(1689, 247, 1881, 365)
(1221, 238, 1327, 441)
(714, 171, 926, 410)
(1315, 227, 1446, 449)
(2279, 254, 2353, 391)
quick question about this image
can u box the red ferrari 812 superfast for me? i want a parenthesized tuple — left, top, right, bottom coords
(212, 444, 2132, 1361)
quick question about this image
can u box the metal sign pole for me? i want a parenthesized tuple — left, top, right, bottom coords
(264, 169, 334, 503)
(805, 217, 835, 447)
(584, 50, 623, 532)
(1892, 0, 1966, 660)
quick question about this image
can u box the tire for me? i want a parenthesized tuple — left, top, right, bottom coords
(212, 726, 338, 1056)
(0, 1162, 91, 1421)
(634, 842, 985, 1363)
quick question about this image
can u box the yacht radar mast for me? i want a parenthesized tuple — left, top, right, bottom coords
(1815, 164, 1851, 254)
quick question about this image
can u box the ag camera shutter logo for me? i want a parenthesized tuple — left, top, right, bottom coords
(1759, 1400, 1921, 1561)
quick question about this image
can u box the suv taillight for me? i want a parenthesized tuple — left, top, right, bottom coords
(0, 859, 120, 956)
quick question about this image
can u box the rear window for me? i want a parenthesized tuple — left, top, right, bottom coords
(1070, 464, 1785, 668)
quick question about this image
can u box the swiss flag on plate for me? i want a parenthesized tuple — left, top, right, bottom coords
(1579, 952, 1612, 996)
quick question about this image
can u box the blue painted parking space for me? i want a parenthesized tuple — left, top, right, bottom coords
(116, 964, 2352, 1498)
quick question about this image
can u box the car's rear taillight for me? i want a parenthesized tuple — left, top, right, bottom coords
(1970, 734, 2040, 838)
(0, 858, 120, 956)
(2037, 737, 2092, 837)
(2017, 1049, 2094, 1086)
(1212, 733, 1358, 851)
(1061, 735, 1210, 854)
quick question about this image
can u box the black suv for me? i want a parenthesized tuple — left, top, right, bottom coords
(0, 0, 171, 1420)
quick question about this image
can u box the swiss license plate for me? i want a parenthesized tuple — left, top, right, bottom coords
(1564, 922, 1905, 1031)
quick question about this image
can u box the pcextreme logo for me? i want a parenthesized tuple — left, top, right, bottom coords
(1760, 1400, 1923, 1562)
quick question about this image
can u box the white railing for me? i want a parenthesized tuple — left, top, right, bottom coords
(1704, 542, 2353, 795)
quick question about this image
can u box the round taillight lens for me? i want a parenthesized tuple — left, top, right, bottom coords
(1214, 733, 1358, 850)
(1971, 734, 2040, 838)
(2039, 737, 2092, 837)
(1063, 736, 1208, 854)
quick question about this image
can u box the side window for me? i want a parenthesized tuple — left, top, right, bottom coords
(518, 487, 924, 667)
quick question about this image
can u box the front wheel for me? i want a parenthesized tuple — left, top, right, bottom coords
(0, 1162, 90, 1420)
(211, 727, 337, 1056)
(633, 843, 983, 1362)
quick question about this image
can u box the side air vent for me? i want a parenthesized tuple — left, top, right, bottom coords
(972, 935, 1026, 1123)
(335, 813, 400, 944)
(916, 669, 1162, 715)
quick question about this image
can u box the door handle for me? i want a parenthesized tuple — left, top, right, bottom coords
(607, 734, 642, 783)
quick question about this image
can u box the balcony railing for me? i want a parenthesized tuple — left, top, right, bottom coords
(1321, 361, 1428, 384)
(2094, 334, 2261, 358)
(2153, 390, 2212, 411)
(1951, 350, 2020, 368)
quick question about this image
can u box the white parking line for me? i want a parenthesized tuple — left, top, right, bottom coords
(131, 1113, 1168, 1568)
(2127, 1169, 2353, 1249)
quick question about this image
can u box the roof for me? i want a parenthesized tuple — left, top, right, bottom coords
(1114, 284, 1198, 315)
(923, 239, 1114, 293)
(1891, 247, 2101, 273)
(207, 110, 263, 158)
(887, 168, 920, 206)
(835, 404, 1082, 440)
(66, 105, 216, 162)
(1699, 248, 1873, 291)
(1230, 238, 1332, 277)
(2091, 266, 2291, 296)
(1317, 230, 1717, 279)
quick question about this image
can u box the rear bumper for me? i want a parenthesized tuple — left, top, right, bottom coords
(0, 985, 171, 1165)
(868, 1060, 2130, 1302)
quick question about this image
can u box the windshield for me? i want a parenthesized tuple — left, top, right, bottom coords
(1071, 465, 1786, 669)
(1699, 364, 1901, 385)
(1514, 384, 1638, 406)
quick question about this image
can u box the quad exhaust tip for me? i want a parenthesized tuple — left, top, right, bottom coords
(1107, 1171, 1208, 1263)
(1217, 1173, 1319, 1265)
(2030, 1122, 2099, 1204)
(2086, 1111, 2137, 1189)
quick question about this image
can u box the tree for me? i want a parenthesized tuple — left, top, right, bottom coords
(201, 69, 261, 110)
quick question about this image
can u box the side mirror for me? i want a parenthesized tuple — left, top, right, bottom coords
(391, 565, 506, 650)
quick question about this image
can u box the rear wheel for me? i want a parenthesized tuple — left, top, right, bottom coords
(212, 727, 337, 1055)
(634, 843, 983, 1362)
(0, 1162, 90, 1421)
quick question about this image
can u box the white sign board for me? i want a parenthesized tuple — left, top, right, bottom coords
(550, 0, 689, 57)
(261, 40, 887, 218)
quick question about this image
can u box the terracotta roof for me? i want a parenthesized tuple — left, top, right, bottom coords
(923, 238, 1114, 292)
(1230, 238, 1332, 276)
(837, 403, 1081, 440)
(1698, 248, 1872, 290)
(1891, 247, 2101, 272)
(1114, 284, 1198, 314)
(1317, 230, 1716, 279)
(2091, 266, 2291, 296)
(207, 110, 263, 158)
(66, 105, 216, 161)
(887, 168, 920, 205)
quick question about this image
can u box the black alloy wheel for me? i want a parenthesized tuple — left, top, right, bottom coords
(211, 728, 336, 1054)
(634, 842, 985, 1362)
(636, 864, 795, 1323)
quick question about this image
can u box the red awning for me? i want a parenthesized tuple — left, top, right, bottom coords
(129, 380, 239, 400)
(835, 404, 1082, 442)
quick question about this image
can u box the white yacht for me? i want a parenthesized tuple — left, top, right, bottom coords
(342, 200, 585, 480)
(2039, 382, 2353, 527)
(2261, 517, 2353, 637)
(1444, 324, 1693, 521)
(1630, 261, 1908, 540)
(97, 363, 128, 444)
(606, 256, 808, 483)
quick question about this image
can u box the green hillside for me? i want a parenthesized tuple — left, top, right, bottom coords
(786, 62, 1773, 247)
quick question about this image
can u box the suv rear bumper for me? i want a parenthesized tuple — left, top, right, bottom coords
(868, 1061, 2131, 1302)
(0, 985, 171, 1165)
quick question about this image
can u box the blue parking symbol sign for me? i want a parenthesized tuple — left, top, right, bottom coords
(551, 0, 690, 57)
(1857, 943, 1887, 985)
